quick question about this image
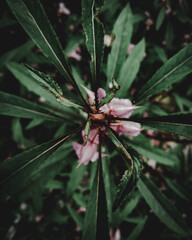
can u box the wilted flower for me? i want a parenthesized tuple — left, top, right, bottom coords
(72, 87, 141, 165)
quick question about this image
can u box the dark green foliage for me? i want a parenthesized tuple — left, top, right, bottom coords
(1, 0, 192, 239)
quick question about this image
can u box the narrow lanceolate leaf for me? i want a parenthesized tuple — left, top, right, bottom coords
(0, 128, 81, 202)
(117, 38, 145, 97)
(138, 174, 189, 236)
(6, 62, 82, 121)
(127, 217, 147, 240)
(0, 40, 34, 70)
(134, 43, 192, 103)
(25, 65, 85, 110)
(131, 113, 192, 138)
(84, 116, 92, 145)
(106, 127, 143, 211)
(107, 4, 133, 86)
(82, 135, 109, 240)
(66, 163, 87, 198)
(6, 0, 88, 107)
(0, 91, 63, 121)
(155, 6, 165, 31)
(163, 177, 189, 202)
(82, 0, 104, 108)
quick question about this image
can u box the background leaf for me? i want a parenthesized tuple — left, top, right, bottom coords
(138, 174, 189, 236)
(107, 3, 133, 86)
(131, 113, 192, 138)
(0, 91, 64, 121)
(134, 43, 192, 103)
(117, 38, 145, 97)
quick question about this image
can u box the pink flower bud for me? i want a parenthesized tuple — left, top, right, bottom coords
(110, 121, 141, 136)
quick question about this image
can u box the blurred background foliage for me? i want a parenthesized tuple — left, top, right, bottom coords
(0, 0, 192, 239)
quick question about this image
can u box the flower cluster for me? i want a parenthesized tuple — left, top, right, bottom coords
(73, 87, 142, 165)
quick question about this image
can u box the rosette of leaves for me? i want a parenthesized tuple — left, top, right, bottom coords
(0, 0, 192, 239)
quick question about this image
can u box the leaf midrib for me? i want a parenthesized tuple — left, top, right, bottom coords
(137, 55, 192, 101)
(1, 102, 62, 121)
(0, 135, 72, 186)
(26, 8, 73, 83)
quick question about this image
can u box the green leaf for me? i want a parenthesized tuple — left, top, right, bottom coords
(0, 129, 79, 202)
(134, 43, 192, 103)
(102, 153, 116, 223)
(155, 6, 165, 31)
(127, 134, 178, 167)
(82, 0, 104, 107)
(138, 174, 189, 236)
(83, 116, 92, 145)
(107, 3, 133, 85)
(99, 79, 120, 107)
(131, 113, 192, 138)
(66, 163, 87, 197)
(126, 216, 147, 240)
(12, 118, 35, 148)
(66, 204, 84, 229)
(25, 65, 85, 110)
(0, 91, 64, 121)
(6, 62, 82, 121)
(106, 127, 143, 211)
(117, 38, 145, 97)
(163, 177, 189, 202)
(6, 0, 87, 106)
(18, 141, 73, 202)
(82, 152, 109, 239)
(112, 192, 141, 226)
(0, 40, 34, 70)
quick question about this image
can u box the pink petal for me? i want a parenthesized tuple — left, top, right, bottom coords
(100, 98, 138, 118)
(79, 143, 98, 165)
(97, 88, 106, 103)
(67, 49, 81, 61)
(58, 3, 70, 15)
(91, 152, 99, 162)
(82, 128, 99, 144)
(72, 142, 82, 158)
(81, 85, 95, 105)
(110, 121, 141, 136)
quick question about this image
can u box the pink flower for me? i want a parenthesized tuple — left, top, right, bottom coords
(110, 228, 121, 240)
(72, 87, 142, 165)
(72, 128, 107, 165)
(58, 2, 70, 15)
(67, 46, 81, 61)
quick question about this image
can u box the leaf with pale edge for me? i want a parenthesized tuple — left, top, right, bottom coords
(0, 91, 63, 121)
(134, 43, 192, 103)
(0, 128, 81, 202)
(25, 65, 85, 110)
(6, 0, 87, 106)
(130, 113, 192, 138)
(82, 0, 104, 107)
